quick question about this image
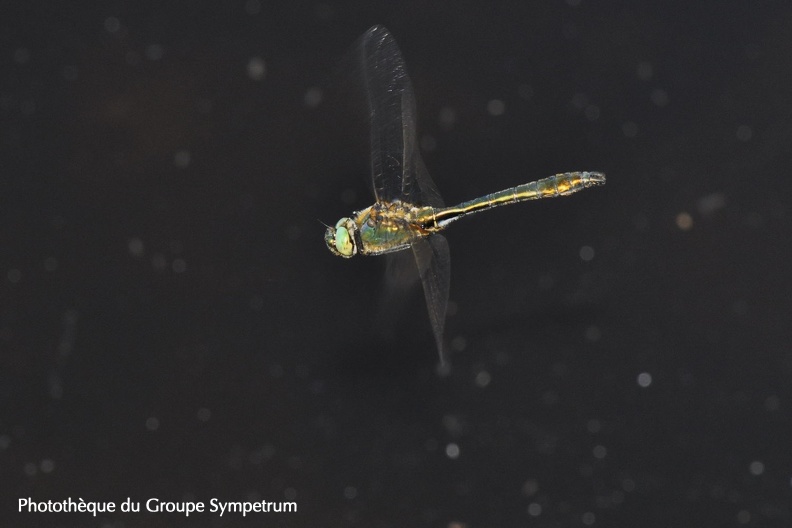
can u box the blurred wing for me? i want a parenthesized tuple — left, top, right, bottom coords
(359, 25, 443, 207)
(411, 234, 451, 365)
(374, 249, 420, 343)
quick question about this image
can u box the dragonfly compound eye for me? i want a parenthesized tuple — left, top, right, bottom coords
(325, 218, 356, 257)
(334, 225, 355, 256)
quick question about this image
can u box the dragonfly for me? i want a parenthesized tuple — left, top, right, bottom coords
(324, 26, 605, 365)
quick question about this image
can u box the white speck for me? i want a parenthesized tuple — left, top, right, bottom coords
(174, 149, 191, 168)
(651, 88, 669, 107)
(587, 419, 602, 433)
(244, 0, 261, 14)
(343, 486, 357, 499)
(146, 416, 160, 431)
(764, 395, 780, 411)
(474, 370, 491, 388)
(247, 57, 266, 81)
(445, 443, 460, 459)
(584, 325, 601, 342)
(197, 408, 211, 422)
(584, 105, 600, 121)
(593, 445, 607, 459)
(582, 512, 596, 525)
(145, 44, 164, 61)
(749, 460, 764, 476)
(637, 372, 652, 388)
(737, 510, 751, 523)
(736, 125, 753, 142)
(636, 61, 653, 81)
(522, 479, 538, 496)
(439, 107, 456, 129)
(622, 121, 638, 138)
(13, 48, 31, 64)
(697, 192, 726, 216)
(487, 99, 505, 116)
(676, 212, 693, 231)
(304, 87, 323, 108)
(527, 502, 542, 516)
(128, 237, 144, 257)
(172, 258, 186, 273)
(104, 16, 120, 33)
(442, 414, 462, 435)
(571, 92, 588, 110)
(40, 459, 55, 473)
(579, 245, 595, 261)
(7, 269, 21, 284)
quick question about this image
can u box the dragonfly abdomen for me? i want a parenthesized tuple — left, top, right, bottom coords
(431, 171, 605, 228)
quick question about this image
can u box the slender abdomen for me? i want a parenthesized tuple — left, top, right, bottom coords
(429, 171, 605, 228)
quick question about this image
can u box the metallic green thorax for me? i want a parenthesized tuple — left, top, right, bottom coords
(355, 201, 426, 255)
(324, 171, 605, 258)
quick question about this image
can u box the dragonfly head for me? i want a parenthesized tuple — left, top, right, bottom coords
(324, 217, 358, 258)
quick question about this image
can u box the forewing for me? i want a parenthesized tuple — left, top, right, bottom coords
(359, 26, 443, 206)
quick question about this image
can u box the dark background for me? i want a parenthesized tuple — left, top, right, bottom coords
(3, 1, 791, 527)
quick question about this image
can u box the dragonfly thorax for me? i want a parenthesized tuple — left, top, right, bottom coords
(325, 217, 358, 258)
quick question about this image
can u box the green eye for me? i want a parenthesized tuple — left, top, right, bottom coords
(334, 226, 354, 256)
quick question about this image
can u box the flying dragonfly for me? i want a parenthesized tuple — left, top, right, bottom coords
(324, 26, 605, 365)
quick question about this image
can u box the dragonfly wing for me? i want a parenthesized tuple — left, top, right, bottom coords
(372, 248, 420, 343)
(411, 234, 451, 365)
(412, 151, 444, 207)
(359, 26, 443, 207)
